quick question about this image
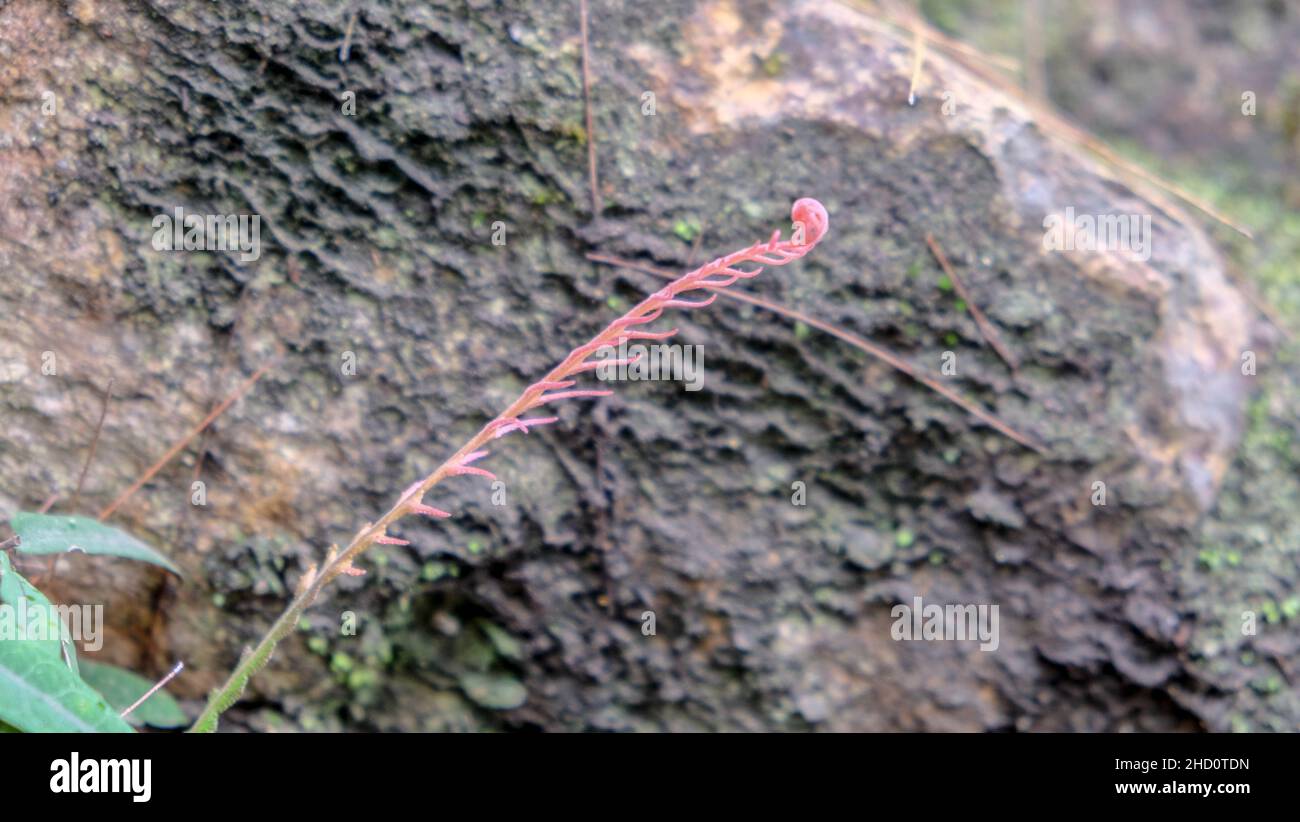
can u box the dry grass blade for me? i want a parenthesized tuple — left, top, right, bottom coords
(907, 18, 926, 105)
(586, 251, 1046, 454)
(36, 377, 120, 583)
(72, 378, 115, 511)
(119, 661, 184, 719)
(579, 0, 600, 219)
(925, 234, 1020, 370)
(339, 8, 358, 62)
(98, 363, 273, 521)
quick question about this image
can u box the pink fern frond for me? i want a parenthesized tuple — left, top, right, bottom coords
(618, 327, 679, 342)
(612, 308, 665, 328)
(791, 197, 830, 247)
(658, 294, 717, 310)
(527, 388, 615, 409)
(529, 380, 576, 392)
(565, 338, 616, 363)
(412, 503, 453, 519)
(694, 276, 739, 288)
(694, 266, 764, 288)
(568, 352, 644, 373)
(490, 416, 560, 438)
(448, 464, 498, 481)
(198, 200, 831, 728)
(442, 449, 496, 480)
(749, 248, 800, 265)
(386, 201, 824, 547)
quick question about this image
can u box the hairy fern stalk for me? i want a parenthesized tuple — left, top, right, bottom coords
(191, 199, 830, 731)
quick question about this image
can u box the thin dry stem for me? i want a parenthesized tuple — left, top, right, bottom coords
(120, 661, 184, 719)
(907, 18, 926, 105)
(579, 0, 600, 219)
(99, 363, 272, 522)
(586, 251, 1046, 454)
(72, 377, 115, 511)
(925, 233, 1020, 371)
(339, 7, 358, 63)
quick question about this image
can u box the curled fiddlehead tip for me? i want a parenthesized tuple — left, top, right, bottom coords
(791, 198, 829, 247)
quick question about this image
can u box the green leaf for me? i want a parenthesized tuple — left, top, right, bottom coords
(0, 638, 133, 732)
(0, 553, 77, 674)
(476, 620, 522, 661)
(78, 660, 188, 728)
(458, 671, 526, 710)
(9, 512, 181, 576)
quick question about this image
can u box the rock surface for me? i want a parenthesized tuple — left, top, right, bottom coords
(0, 0, 1280, 731)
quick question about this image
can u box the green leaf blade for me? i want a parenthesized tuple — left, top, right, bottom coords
(0, 641, 134, 732)
(10, 512, 181, 576)
(0, 553, 78, 673)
